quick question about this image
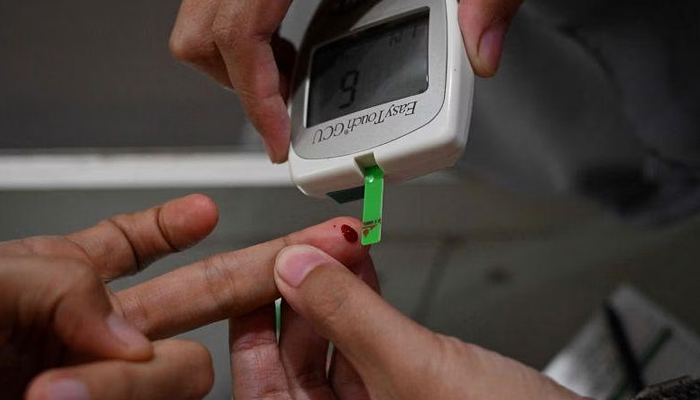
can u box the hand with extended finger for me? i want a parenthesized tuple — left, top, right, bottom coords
(0, 195, 219, 400)
(0, 194, 370, 400)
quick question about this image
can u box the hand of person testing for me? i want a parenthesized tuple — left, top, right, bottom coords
(0, 194, 370, 400)
(230, 245, 588, 400)
(169, 0, 525, 163)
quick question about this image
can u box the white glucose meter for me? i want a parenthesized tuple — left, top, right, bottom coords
(288, 0, 474, 199)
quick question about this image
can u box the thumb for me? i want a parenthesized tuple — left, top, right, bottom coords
(458, 0, 525, 77)
(0, 257, 152, 361)
(274, 245, 438, 391)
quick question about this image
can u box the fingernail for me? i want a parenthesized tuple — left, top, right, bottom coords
(276, 246, 328, 288)
(106, 313, 151, 350)
(46, 379, 89, 400)
(478, 21, 507, 75)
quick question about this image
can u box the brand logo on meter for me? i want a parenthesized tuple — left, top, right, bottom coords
(312, 100, 418, 145)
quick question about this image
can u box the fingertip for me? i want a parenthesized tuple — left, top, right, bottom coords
(162, 194, 219, 249)
(27, 377, 90, 400)
(458, 0, 514, 78)
(157, 340, 215, 389)
(186, 193, 219, 213)
(277, 219, 374, 293)
(306, 217, 370, 262)
(181, 193, 220, 225)
(328, 217, 364, 235)
(258, 98, 291, 164)
(263, 138, 288, 164)
(24, 377, 43, 400)
(476, 21, 506, 77)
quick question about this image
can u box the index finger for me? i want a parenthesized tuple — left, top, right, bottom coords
(115, 218, 368, 339)
(212, 0, 295, 163)
(68, 194, 219, 281)
(0, 194, 219, 282)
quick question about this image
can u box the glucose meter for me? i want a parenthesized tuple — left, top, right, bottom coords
(288, 0, 474, 243)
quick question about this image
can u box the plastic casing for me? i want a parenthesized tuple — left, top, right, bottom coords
(288, 0, 474, 198)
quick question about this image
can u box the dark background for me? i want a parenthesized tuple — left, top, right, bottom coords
(0, 0, 246, 149)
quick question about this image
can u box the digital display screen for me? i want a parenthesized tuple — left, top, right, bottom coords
(307, 11, 429, 127)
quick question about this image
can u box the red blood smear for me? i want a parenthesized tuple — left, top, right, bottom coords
(341, 224, 359, 243)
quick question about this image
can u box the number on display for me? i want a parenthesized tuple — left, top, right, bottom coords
(339, 70, 360, 109)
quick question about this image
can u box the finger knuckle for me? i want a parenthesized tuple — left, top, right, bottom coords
(6, 257, 94, 334)
(56, 259, 102, 297)
(5, 236, 62, 257)
(202, 253, 243, 317)
(412, 336, 493, 400)
(384, 334, 470, 399)
(434, 335, 482, 375)
(211, 4, 270, 52)
(230, 330, 277, 353)
(47, 260, 108, 341)
(249, 389, 289, 400)
(115, 293, 150, 336)
(96, 218, 141, 274)
(211, 16, 241, 49)
(169, 29, 218, 65)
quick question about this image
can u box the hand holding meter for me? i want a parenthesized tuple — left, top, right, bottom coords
(288, 0, 474, 244)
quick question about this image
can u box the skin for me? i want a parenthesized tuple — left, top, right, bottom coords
(0, 2, 599, 399)
(229, 244, 590, 400)
(0, 194, 369, 399)
(2, 195, 588, 400)
(169, 0, 526, 163)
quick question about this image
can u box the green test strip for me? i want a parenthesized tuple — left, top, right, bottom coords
(361, 166, 384, 246)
